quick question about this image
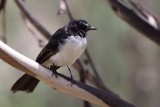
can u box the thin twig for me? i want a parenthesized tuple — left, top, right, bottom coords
(84, 101, 92, 107)
(85, 50, 102, 82)
(76, 60, 93, 107)
(63, 0, 74, 21)
(0, 0, 7, 43)
(0, 0, 6, 13)
(15, 0, 51, 39)
(76, 60, 86, 83)
(2, 2, 7, 43)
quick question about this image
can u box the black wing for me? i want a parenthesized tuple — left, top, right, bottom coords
(36, 27, 68, 64)
(35, 42, 58, 64)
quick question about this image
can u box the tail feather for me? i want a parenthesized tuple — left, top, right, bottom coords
(11, 74, 39, 93)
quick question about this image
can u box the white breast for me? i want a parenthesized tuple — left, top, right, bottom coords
(47, 35, 87, 67)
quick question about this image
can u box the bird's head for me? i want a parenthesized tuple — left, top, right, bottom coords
(68, 19, 97, 33)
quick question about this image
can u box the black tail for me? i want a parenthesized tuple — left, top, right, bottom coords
(11, 74, 39, 93)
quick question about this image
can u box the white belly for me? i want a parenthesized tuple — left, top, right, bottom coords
(43, 36, 87, 67)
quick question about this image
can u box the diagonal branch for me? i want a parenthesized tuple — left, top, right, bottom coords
(0, 41, 135, 107)
(107, 0, 160, 45)
(14, 0, 51, 39)
(62, 0, 74, 21)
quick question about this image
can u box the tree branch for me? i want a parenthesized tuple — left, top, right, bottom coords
(62, 0, 74, 21)
(107, 0, 160, 44)
(0, 41, 135, 107)
(0, 0, 7, 43)
(14, 0, 51, 39)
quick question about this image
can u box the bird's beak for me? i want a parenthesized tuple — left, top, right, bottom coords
(88, 26, 97, 30)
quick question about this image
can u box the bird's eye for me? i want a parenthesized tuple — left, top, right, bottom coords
(77, 22, 88, 30)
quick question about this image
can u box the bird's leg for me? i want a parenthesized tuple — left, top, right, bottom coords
(50, 65, 59, 78)
(67, 66, 74, 85)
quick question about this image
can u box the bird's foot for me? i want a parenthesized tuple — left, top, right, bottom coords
(51, 70, 58, 78)
(67, 66, 74, 86)
(50, 66, 59, 78)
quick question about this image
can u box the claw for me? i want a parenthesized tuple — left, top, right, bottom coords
(51, 70, 58, 78)
(50, 65, 59, 78)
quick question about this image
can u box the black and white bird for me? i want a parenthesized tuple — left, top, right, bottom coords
(11, 19, 97, 93)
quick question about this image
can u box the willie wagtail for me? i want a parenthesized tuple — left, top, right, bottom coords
(11, 19, 97, 93)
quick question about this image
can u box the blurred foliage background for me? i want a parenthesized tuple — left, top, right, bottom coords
(0, 0, 160, 107)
